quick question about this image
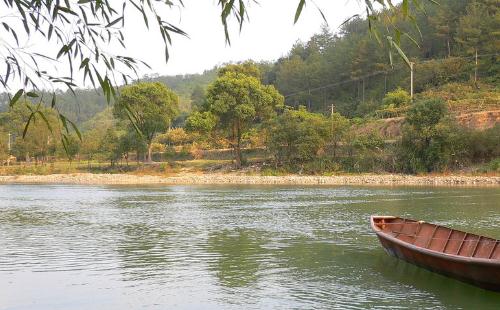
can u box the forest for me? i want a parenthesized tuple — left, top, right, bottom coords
(0, 0, 499, 175)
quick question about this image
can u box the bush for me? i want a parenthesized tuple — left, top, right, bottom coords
(266, 106, 329, 165)
(382, 88, 411, 108)
(343, 131, 387, 172)
(156, 128, 191, 146)
(398, 98, 470, 173)
(467, 125, 500, 162)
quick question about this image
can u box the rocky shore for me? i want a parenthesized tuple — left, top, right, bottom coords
(0, 173, 499, 186)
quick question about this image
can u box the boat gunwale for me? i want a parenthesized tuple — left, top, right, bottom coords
(370, 215, 500, 266)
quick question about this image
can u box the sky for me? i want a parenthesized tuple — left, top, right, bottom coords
(122, 0, 363, 77)
(0, 0, 366, 92)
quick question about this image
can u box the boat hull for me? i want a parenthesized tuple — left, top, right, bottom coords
(376, 233, 500, 291)
(372, 216, 500, 292)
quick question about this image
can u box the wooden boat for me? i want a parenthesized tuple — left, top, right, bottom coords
(371, 216, 500, 291)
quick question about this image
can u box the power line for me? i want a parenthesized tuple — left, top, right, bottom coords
(283, 53, 499, 99)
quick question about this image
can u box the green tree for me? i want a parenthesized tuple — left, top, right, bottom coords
(399, 98, 467, 173)
(1, 0, 433, 150)
(114, 82, 179, 162)
(156, 128, 191, 146)
(62, 135, 81, 163)
(0, 129, 9, 162)
(118, 130, 148, 165)
(190, 85, 207, 111)
(267, 106, 329, 165)
(98, 128, 121, 166)
(0, 102, 60, 162)
(80, 131, 101, 168)
(382, 88, 411, 108)
(205, 71, 284, 167)
(329, 112, 350, 158)
(218, 61, 261, 80)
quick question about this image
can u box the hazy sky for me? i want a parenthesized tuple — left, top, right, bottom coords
(0, 0, 366, 91)
(123, 0, 362, 77)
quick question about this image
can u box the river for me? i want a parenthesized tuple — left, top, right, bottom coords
(0, 185, 499, 309)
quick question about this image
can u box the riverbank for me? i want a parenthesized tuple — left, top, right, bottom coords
(0, 173, 499, 186)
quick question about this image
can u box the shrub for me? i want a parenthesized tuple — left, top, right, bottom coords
(267, 106, 329, 165)
(398, 98, 470, 173)
(382, 88, 411, 108)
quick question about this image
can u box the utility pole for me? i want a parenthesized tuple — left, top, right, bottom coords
(410, 61, 414, 101)
(8, 132, 11, 154)
(474, 48, 478, 86)
(362, 79, 365, 104)
(330, 104, 335, 138)
(307, 88, 312, 111)
(384, 74, 387, 94)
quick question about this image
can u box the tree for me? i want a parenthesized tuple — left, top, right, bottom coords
(382, 88, 411, 108)
(218, 61, 261, 80)
(63, 135, 80, 163)
(205, 70, 284, 167)
(267, 106, 329, 165)
(455, 1, 498, 83)
(190, 85, 207, 111)
(114, 82, 179, 162)
(329, 112, 350, 158)
(98, 128, 120, 166)
(427, 0, 467, 57)
(0, 101, 60, 162)
(1, 0, 434, 101)
(156, 128, 191, 146)
(399, 98, 467, 173)
(118, 130, 148, 165)
(1, 0, 435, 150)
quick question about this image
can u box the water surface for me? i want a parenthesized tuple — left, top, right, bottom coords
(1, 185, 499, 309)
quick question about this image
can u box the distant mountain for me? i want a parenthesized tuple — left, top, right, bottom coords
(0, 68, 219, 127)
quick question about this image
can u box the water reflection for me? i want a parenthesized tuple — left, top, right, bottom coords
(116, 223, 173, 282)
(0, 184, 499, 309)
(374, 256, 500, 309)
(207, 229, 267, 288)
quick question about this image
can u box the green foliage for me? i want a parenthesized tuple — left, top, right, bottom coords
(481, 158, 500, 173)
(345, 131, 387, 172)
(205, 69, 284, 166)
(156, 128, 191, 146)
(98, 128, 121, 165)
(190, 85, 207, 111)
(0, 102, 60, 161)
(117, 130, 148, 162)
(218, 61, 261, 79)
(399, 98, 468, 173)
(270, 0, 498, 117)
(114, 82, 179, 162)
(467, 125, 500, 162)
(382, 88, 411, 108)
(267, 106, 329, 164)
(185, 111, 217, 133)
(328, 112, 350, 158)
(455, 1, 497, 55)
(63, 135, 80, 162)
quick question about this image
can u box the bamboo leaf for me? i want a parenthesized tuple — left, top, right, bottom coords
(23, 113, 34, 138)
(294, 0, 306, 24)
(10, 89, 24, 107)
(36, 111, 53, 133)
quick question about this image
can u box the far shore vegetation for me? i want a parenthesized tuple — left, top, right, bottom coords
(1, 0, 499, 177)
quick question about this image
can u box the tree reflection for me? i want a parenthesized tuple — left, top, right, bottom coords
(276, 237, 338, 278)
(116, 223, 173, 282)
(373, 257, 500, 308)
(207, 229, 266, 288)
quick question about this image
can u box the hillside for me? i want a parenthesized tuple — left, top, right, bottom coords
(358, 82, 500, 139)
